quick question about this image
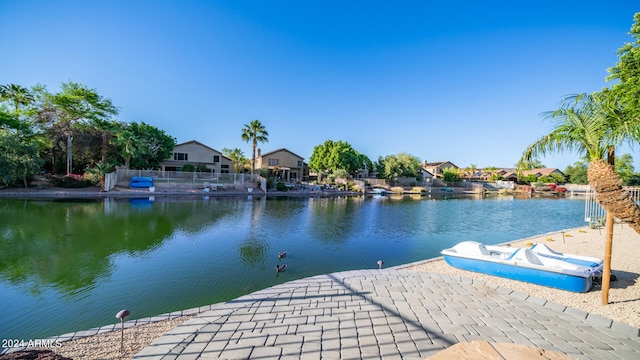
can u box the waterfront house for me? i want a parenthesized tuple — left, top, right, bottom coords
(502, 168, 566, 182)
(419, 168, 435, 184)
(422, 161, 459, 179)
(255, 148, 309, 182)
(161, 140, 234, 173)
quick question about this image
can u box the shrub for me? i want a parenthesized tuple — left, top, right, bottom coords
(276, 181, 288, 191)
(181, 164, 195, 172)
(391, 186, 404, 193)
(196, 164, 211, 172)
(47, 174, 92, 188)
(82, 172, 101, 185)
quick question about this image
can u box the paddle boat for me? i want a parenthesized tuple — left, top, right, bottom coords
(129, 176, 154, 188)
(441, 241, 603, 292)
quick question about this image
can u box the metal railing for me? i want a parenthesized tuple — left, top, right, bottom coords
(115, 168, 259, 186)
(584, 186, 640, 224)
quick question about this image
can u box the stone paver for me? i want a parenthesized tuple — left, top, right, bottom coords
(133, 269, 640, 359)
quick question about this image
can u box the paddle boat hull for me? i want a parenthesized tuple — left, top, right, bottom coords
(441, 241, 603, 293)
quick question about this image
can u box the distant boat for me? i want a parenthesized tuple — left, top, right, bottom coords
(371, 188, 387, 195)
(441, 241, 603, 292)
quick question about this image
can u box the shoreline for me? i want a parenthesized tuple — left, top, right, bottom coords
(3, 225, 637, 359)
(0, 185, 362, 199)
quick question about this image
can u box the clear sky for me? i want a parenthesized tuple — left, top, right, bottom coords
(1, 1, 638, 170)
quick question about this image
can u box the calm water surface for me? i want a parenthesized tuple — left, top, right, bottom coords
(0, 194, 587, 340)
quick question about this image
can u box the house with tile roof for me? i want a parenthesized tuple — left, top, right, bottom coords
(161, 140, 234, 173)
(255, 148, 309, 182)
(422, 161, 458, 179)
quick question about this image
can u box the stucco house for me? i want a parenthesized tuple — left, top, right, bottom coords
(419, 168, 435, 183)
(422, 161, 458, 179)
(161, 140, 234, 173)
(255, 148, 308, 182)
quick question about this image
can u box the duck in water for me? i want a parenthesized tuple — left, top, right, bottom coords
(275, 264, 287, 273)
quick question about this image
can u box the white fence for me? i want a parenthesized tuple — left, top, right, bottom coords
(115, 169, 259, 187)
(105, 172, 117, 191)
(584, 186, 640, 224)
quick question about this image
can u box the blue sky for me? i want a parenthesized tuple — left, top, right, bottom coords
(1, 1, 638, 170)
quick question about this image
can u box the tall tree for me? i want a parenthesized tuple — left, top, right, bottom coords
(607, 12, 640, 121)
(41, 82, 118, 174)
(126, 122, 176, 170)
(241, 119, 268, 173)
(308, 140, 369, 175)
(378, 153, 422, 181)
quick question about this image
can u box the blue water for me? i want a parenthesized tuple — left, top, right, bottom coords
(0, 195, 587, 341)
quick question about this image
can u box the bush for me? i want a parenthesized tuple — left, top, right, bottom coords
(276, 181, 288, 191)
(391, 186, 404, 193)
(181, 164, 195, 172)
(47, 174, 92, 188)
(196, 164, 211, 172)
(82, 172, 101, 185)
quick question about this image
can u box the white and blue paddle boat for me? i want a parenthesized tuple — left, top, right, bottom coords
(441, 241, 603, 293)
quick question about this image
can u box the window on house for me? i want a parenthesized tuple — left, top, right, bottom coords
(213, 155, 220, 163)
(297, 161, 302, 167)
(221, 165, 229, 169)
(174, 152, 188, 161)
(269, 159, 279, 166)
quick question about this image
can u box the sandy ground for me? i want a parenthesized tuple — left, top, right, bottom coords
(403, 223, 640, 330)
(16, 224, 640, 359)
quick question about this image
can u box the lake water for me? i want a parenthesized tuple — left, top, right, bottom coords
(0, 194, 587, 341)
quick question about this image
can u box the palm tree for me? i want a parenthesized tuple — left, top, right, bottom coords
(518, 91, 640, 304)
(465, 164, 477, 180)
(0, 84, 34, 119)
(113, 129, 139, 169)
(0, 84, 35, 133)
(222, 147, 248, 173)
(241, 119, 268, 173)
(86, 161, 114, 191)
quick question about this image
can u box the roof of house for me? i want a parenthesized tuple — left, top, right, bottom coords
(259, 148, 305, 160)
(174, 140, 232, 161)
(503, 168, 565, 178)
(423, 161, 457, 168)
(419, 168, 435, 176)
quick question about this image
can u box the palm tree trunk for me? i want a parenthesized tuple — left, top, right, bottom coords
(602, 212, 614, 304)
(587, 159, 640, 234)
(251, 139, 256, 173)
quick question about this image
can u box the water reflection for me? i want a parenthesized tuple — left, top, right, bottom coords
(0, 195, 587, 341)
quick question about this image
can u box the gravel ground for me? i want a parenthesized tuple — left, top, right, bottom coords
(36, 316, 193, 360)
(22, 224, 640, 359)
